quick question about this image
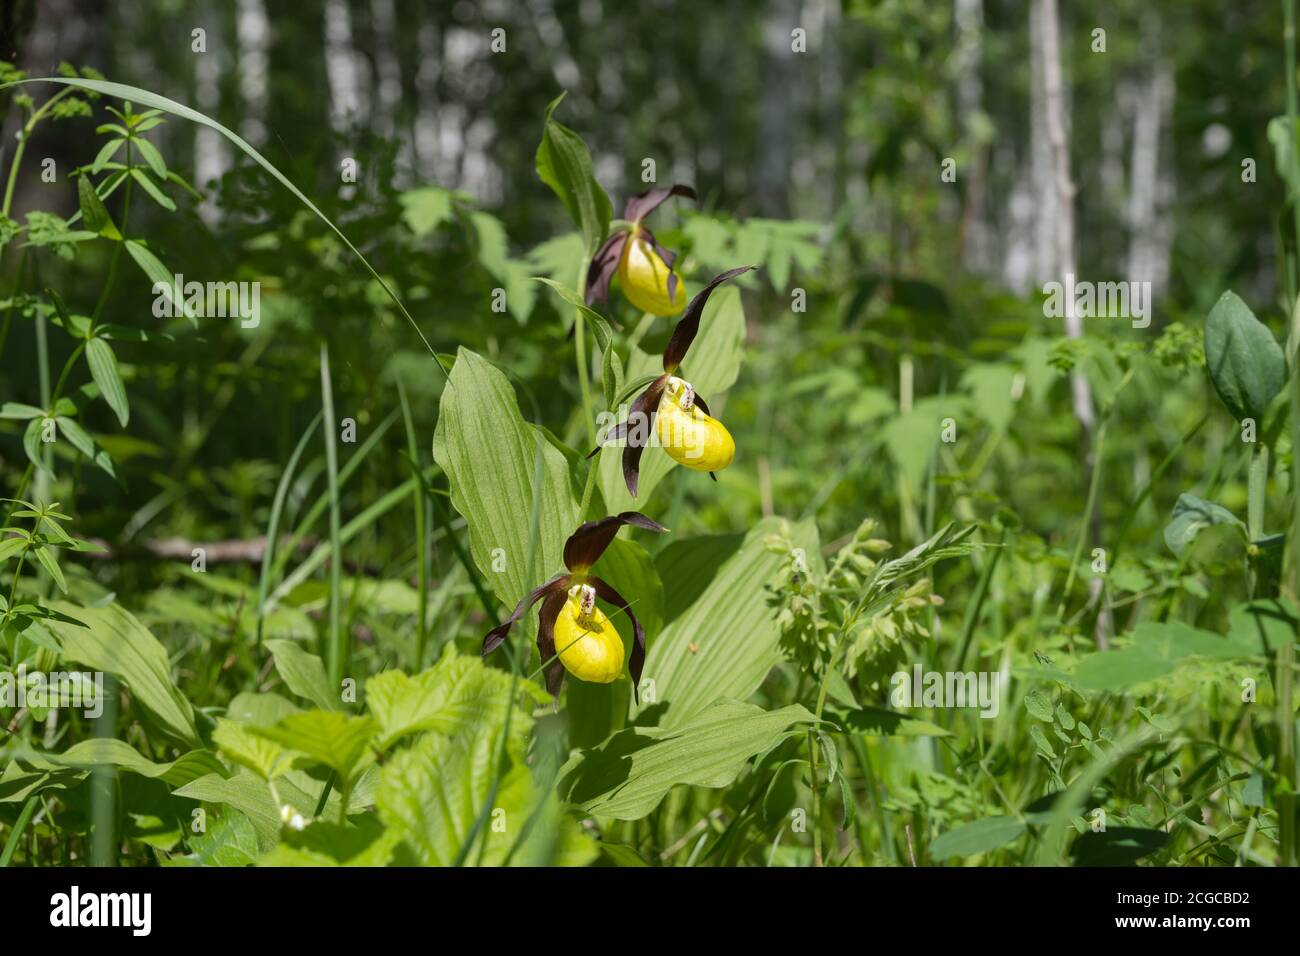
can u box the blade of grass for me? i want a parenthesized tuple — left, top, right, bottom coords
(320, 344, 344, 689)
(397, 378, 430, 668)
(269, 409, 400, 584)
(256, 411, 322, 647)
(266, 469, 442, 607)
(0, 795, 38, 866)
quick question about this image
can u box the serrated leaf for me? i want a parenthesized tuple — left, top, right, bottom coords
(250, 711, 377, 782)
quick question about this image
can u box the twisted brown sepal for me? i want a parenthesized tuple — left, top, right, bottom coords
(662, 266, 755, 373)
(585, 231, 628, 307)
(535, 589, 568, 698)
(588, 575, 648, 704)
(621, 376, 670, 497)
(481, 572, 570, 657)
(563, 511, 668, 572)
(622, 184, 696, 224)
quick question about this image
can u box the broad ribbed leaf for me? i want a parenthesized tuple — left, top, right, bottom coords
(432, 348, 581, 612)
(534, 93, 612, 256)
(45, 601, 199, 745)
(51, 738, 224, 787)
(560, 699, 814, 820)
(632, 517, 818, 729)
(599, 285, 746, 509)
(265, 639, 339, 711)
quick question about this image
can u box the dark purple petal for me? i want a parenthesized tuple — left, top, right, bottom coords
(648, 236, 682, 304)
(621, 377, 669, 497)
(663, 266, 755, 373)
(563, 511, 668, 572)
(692, 392, 711, 417)
(589, 576, 647, 704)
(536, 590, 568, 698)
(585, 232, 628, 306)
(622, 184, 696, 224)
(587, 420, 630, 459)
(482, 573, 570, 656)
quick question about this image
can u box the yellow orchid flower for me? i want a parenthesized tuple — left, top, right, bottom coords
(586, 184, 695, 316)
(589, 266, 754, 495)
(481, 512, 667, 698)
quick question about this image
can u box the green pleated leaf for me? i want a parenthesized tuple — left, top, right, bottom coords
(599, 285, 746, 509)
(432, 347, 581, 613)
(213, 718, 290, 780)
(633, 516, 819, 729)
(85, 337, 129, 426)
(1204, 290, 1286, 423)
(249, 711, 377, 782)
(44, 601, 199, 746)
(365, 648, 522, 752)
(374, 714, 595, 867)
(560, 699, 814, 820)
(534, 93, 611, 257)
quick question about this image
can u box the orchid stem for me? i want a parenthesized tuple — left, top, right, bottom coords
(579, 448, 599, 520)
(574, 255, 596, 448)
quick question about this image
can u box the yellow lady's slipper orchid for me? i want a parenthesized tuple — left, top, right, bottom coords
(481, 512, 666, 700)
(587, 184, 695, 314)
(589, 265, 754, 495)
(656, 376, 735, 472)
(618, 231, 689, 317)
(553, 584, 623, 683)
